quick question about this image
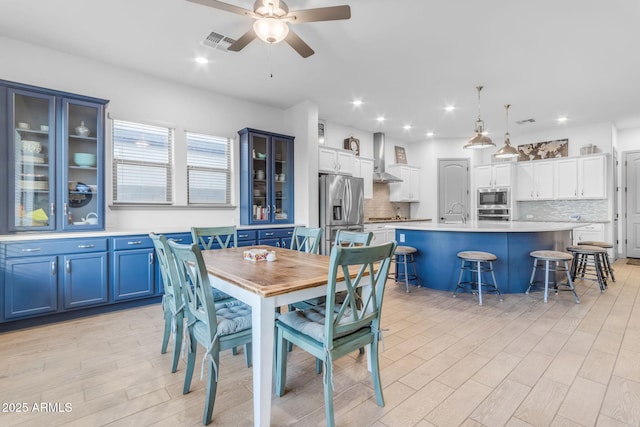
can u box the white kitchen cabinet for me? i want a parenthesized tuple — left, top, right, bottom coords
(354, 157, 374, 199)
(578, 155, 606, 199)
(554, 158, 579, 199)
(573, 223, 604, 244)
(318, 146, 354, 175)
(475, 163, 513, 188)
(364, 223, 388, 245)
(516, 161, 554, 200)
(553, 155, 606, 200)
(388, 164, 420, 202)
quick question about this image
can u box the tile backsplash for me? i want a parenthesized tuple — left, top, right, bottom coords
(364, 183, 410, 219)
(517, 199, 609, 222)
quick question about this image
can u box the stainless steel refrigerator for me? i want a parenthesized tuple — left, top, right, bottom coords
(319, 174, 365, 254)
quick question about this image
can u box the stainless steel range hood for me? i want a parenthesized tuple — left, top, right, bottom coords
(372, 132, 402, 183)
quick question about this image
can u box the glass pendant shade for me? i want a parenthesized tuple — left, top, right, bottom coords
(464, 86, 495, 149)
(253, 18, 289, 43)
(494, 104, 520, 158)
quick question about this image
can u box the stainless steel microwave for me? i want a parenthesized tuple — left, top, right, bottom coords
(478, 188, 510, 208)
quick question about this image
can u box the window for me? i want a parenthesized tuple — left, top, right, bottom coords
(112, 120, 173, 204)
(186, 132, 232, 205)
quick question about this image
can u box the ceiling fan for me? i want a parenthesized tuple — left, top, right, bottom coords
(187, 0, 351, 58)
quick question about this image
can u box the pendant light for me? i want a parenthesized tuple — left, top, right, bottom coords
(464, 85, 495, 149)
(494, 104, 520, 159)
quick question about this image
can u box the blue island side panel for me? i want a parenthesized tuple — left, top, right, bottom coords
(396, 228, 570, 293)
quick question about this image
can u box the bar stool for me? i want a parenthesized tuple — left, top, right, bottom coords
(389, 245, 420, 293)
(577, 240, 615, 282)
(453, 251, 502, 305)
(566, 245, 608, 292)
(527, 250, 580, 304)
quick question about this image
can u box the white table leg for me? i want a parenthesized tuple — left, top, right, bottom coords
(252, 297, 276, 426)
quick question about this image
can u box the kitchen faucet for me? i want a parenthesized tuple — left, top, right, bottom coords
(448, 202, 467, 224)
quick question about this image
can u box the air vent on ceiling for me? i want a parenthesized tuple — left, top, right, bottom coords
(202, 31, 236, 52)
(516, 118, 536, 125)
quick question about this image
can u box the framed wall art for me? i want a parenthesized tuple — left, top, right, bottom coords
(318, 120, 326, 144)
(517, 139, 568, 161)
(394, 145, 407, 164)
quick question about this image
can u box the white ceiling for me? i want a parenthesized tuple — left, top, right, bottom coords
(2, 0, 640, 143)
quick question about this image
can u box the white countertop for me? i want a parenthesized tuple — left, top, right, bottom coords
(0, 223, 302, 242)
(385, 220, 586, 233)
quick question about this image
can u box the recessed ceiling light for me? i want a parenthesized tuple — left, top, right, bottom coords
(403, 125, 412, 130)
(352, 99, 363, 106)
(557, 116, 568, 123)
(444, 105, 456, 112)
(376, 116, 385, 122)
(195, 56, 209, 64)
(426, 132, 434, 137)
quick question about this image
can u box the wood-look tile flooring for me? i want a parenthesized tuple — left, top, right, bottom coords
(1, 259, 639, 426)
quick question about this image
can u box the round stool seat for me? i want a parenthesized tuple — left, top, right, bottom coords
(577, 240, 613, 249)
(457, 251, 497, 262)
(530, 250, 573, 261)
(395, 245, 417, 255)
(567, 245, 607, 254)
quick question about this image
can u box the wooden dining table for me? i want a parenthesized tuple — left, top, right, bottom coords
(201, 245, 365, 426)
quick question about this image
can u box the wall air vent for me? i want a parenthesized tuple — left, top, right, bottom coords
(516, 118, 536, 125)
(202, 31, 236, 52)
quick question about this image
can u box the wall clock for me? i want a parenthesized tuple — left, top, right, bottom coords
(344, 137, 360, 156)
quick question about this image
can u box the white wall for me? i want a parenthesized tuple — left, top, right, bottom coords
(1, 36, 316, 231)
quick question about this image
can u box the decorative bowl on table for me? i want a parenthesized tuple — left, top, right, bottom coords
(73, 152, 96, 167)
(243, 249, 276, 262)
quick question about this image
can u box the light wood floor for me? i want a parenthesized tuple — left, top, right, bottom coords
(1, 259, 639, 426)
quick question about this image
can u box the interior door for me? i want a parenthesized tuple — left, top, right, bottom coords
(438, 159, 469, 222)
(625, 151, 640, 258)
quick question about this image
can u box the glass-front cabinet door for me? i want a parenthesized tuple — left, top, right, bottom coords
(239, 128, 294, 225)
(2, 80, 107, 233)
(62, 99, 103, 230)
(10, 89, 56, 231)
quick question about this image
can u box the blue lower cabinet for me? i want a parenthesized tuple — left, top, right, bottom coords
(258, 228, 293, 248)
(111, 236, 155, 301)
(4, 255, 58, 320)
(62, 252, 109, 309)
(2, 237, 108, 321)
(237, 230, 257, 247)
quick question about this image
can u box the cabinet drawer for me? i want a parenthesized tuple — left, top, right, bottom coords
(5, 238, 108, 258)
(237, 230, 257, 241)
(164, 232, 192, 245)
(258, 228, 292, 240)
(576, 223, 604, 232)
(112, 236, 153, 251)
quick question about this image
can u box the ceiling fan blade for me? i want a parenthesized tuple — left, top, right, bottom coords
(288, 5, 351, 23)
(284, 30, 314, 58)
(227, 27, 258, 51)
(186, 0, 256, 18)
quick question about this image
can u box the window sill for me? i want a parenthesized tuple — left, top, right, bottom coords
(109, 204, 237, 210)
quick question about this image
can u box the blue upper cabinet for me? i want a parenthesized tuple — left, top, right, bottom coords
(239, 128, 294, 225)
(0, 80, 108, 234)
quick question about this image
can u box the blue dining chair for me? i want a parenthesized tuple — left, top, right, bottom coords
(169, 240, 252, 426)
(275, 241, 396, 427)
(289, 226, 323, 254)
(150, 232, 184, 373)
(191, 226, 236, 303)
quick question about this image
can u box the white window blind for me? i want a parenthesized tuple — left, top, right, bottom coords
(112, 120, 173, 204)
(186, 132, 231, 205)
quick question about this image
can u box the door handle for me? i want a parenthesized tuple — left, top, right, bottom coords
(51, 261, 56, 275)
(149, 252, 154, 265)
(78, 244, 95, 249)
(127, 241, 142, 245)
(66, 259, 71, 273)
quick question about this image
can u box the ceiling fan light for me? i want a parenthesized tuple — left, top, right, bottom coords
(253, 17, 289, 44)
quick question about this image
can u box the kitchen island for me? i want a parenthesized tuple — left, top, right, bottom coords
(387, 221, 583, 293)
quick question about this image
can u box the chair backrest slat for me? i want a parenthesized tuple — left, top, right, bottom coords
(324, 242, 396, 342)
(169, 241, 217, 340)
(149, 233, 182, 310)
(290, 227, 323, 254)
(191, 226, 238, 250)
(333, 230, 373, 248)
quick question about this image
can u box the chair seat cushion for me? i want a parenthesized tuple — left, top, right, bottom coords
(278, 306, 362, 343)
(212, 287, 233, 302)
(214, 300, 252, 336)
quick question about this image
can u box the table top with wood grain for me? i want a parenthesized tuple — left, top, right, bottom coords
(201, 245, 342, 298)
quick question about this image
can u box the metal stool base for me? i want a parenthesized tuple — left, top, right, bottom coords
(453, 257, 502, 306)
